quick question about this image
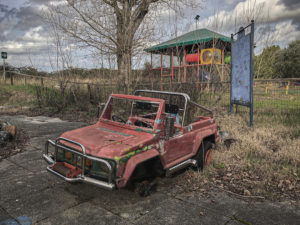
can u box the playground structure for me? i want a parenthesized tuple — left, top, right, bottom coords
(144, 28, 232, 90)
(265, 80, 300, 95)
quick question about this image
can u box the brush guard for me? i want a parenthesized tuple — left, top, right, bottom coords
(43, 137, 115, 190)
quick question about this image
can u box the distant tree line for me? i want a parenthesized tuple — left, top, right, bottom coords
(254, 40, 300, 79)
(0, 64, 149, 83)
(0, 64, 117, 79)
(0, 65, 48, 77)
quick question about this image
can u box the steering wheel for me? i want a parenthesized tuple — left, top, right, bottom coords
(112, 115, 126, 123)
(135, 119, 153, 129)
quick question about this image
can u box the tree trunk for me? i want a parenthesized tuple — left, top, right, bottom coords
(114, 0, 151, 94)
(117, 50, 132, 93)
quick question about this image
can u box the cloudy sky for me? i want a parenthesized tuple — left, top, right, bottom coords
(0, 0, 299, 71)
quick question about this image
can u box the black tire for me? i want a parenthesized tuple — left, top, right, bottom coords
(194, 141, 213, 170)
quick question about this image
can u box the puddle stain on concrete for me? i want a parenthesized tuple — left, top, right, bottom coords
(0, 216, 32, 225)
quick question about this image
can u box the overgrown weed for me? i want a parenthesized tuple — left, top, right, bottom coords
(185, 112, 300, 200)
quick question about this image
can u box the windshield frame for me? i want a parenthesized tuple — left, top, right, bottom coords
(99, 94, 164, 132)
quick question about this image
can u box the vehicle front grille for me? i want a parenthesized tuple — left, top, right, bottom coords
(56, 146, 115, 178)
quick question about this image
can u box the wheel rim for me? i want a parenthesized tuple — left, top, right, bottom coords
(204, 149, 213, 165)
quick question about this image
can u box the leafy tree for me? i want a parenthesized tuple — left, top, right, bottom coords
(18, 66, 39, 75)
(254, 40, 300, 79)
(274, 40, 300, 78)
(254, 45, 280, 79)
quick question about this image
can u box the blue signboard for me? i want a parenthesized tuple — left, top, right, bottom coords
(231, 32, 251, 104)
(230, 20, 254, 126)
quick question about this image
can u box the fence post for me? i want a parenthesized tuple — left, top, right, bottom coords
(285, 81, 290, 95)
(3, 58, 6, 84)
(10, 72, 13, 86)
(265, 82, 269, 94)
(24, 76, 27, 86)
(87, 84, 92, 103)
(183, 48, 186, 82)
(40, 77, 44, 87)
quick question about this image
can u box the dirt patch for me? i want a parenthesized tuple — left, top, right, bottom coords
(0, 128, 29, 161)
(176, 167, 299, 202)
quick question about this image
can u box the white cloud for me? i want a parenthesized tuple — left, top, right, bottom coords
(188, 0, 300, 54)
(273, 20, 300, 43)
(22, 26, 47, 42)
(0, 26, 49, 53)
(196, 0, 300, 33)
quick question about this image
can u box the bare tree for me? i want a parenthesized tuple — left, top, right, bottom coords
(44, 0, 200, 91)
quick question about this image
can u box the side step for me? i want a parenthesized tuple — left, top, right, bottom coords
(166, 159, 198, 177)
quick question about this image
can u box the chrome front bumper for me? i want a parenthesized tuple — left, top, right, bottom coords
(43, 137, 115, 190)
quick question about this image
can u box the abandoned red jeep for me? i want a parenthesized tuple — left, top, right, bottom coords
(43, 90, 219, 190)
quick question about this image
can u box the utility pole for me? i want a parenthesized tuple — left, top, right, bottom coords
(195, 15, 200, 29)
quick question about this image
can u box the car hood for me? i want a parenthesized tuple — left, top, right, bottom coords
(59, 122, 155, 159)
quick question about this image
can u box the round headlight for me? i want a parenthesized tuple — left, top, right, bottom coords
(66, 151, 72, 160)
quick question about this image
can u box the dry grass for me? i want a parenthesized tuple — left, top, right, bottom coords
(0, 84, 35, 108)
(215, 113, 300, 172)
(179, 112, 300, 201)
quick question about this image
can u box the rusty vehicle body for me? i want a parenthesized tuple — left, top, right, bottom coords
(43, 90, 219, 190)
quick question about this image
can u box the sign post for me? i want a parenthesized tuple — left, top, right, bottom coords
(230, 20, 254, 126)
(1, 52, 7, 83)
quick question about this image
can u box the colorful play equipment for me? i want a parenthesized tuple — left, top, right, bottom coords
(144, 28, 232, 89)
(265, 80, 300, 95)
(185, 48, 222, 65)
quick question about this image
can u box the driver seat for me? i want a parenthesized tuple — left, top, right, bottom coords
(165, 104, 180, 124)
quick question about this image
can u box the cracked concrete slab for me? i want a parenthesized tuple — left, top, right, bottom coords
(134, 197, 229, 225)
(27, 136, 56, 150)
(3, 186, 79, 224)
(0, 115, 85, 138)
(36, 201, 126, 225)
(60, 181, 171, 223)
(8, 150, 42, 164)
(0, 162, 50, 204)
(107, 193, 169, 222)
(175, 192, 300, 225)
(0, 207, 12, 222)
(8, 157, 47, 173)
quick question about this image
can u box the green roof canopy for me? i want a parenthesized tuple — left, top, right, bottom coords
(144, 28, 231, 53)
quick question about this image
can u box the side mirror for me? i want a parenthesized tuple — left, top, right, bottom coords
(97, 103, 106, 118)
(165, 116, 175, 140)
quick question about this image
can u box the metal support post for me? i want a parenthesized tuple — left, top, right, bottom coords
(249, 20, 254, 126)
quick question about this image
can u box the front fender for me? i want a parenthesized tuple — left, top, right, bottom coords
(116, 149, 160, 188)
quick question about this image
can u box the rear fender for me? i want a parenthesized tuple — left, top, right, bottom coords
(116, 149, 160, 188)
(193, 129, 215, 155)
